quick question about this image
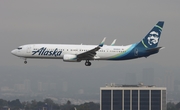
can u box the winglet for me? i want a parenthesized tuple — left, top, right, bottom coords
(111, 39, 116, 46)
(99, 37, 106, 47)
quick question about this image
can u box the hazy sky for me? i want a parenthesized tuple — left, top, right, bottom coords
(1, 1, 180, 101)
(0, 1, 180, 73)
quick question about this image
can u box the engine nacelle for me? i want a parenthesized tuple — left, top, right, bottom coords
(63, 54, 80, 62)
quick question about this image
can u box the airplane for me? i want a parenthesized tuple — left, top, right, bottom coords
(11, 21, 164, 66)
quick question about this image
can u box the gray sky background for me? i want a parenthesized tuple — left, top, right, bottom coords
(1, 1, 180, 101)
(0, 1, 180, 73)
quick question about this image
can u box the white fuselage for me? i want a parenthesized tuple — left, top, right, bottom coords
(11, 44, 132, 60)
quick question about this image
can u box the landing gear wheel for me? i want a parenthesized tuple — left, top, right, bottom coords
(88, 62, 91, 66)
(24, 61, 27, 64)
(85, 60, 91, 66)
(85, 62, 89, 66)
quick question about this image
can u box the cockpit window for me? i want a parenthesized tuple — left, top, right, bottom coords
(17, 47, 22, 50)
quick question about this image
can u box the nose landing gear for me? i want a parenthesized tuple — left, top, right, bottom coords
(24, 59, 27, 64)
(85, 60, 91, 66)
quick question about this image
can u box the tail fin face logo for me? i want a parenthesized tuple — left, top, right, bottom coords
(140, 21, 164, 48)
(148, 31, 159, 45)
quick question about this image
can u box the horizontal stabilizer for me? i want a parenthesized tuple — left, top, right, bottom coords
(146, 47, 164, 52)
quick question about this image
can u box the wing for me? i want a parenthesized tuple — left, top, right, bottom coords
(77, 38, 106, 60)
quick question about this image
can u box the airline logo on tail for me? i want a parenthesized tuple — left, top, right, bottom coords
(141, 21, 164, 48)
(148, 31, 159, 45)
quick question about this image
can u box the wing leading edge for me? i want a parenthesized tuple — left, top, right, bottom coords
(77, 38, 106, 60)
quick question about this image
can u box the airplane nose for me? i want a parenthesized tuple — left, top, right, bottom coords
(11, 49, 16, 55)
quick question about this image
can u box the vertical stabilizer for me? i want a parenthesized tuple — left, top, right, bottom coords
(140, 21, 164, 48)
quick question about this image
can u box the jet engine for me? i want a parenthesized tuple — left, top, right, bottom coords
(63, 54, 80, 62)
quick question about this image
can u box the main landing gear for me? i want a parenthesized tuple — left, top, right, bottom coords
(85, 60, 91, 66)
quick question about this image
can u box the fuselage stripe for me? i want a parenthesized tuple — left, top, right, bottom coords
(141, 40, 148, 48)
